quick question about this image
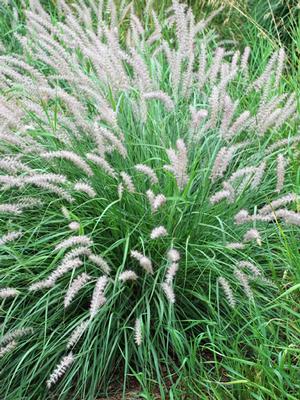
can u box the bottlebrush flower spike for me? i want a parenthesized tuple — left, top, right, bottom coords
(67, 320, 89, 349)
(68, 221, 80, 231)
(120, 171, 136, 193)
(0, 204, 22, 215)
(0, 231, 22, 246)
(55, 236, 93, 252)
(46, 352, 74, 389)
(90, 276, 108, 318)
(0, 340, 17, 358)
(63, 247, 92, 261)
(217, 277, 236, 308)
(164, 139, 188, 191)
(143, 91, 174, 111)
(167, 248, 180, 263)
(119, 270, 138, 282)
(64, 273, 91, 308)
(150, 226, 168, 239)
(87, 153, 117, 179)
(135, 164, 158, 185)
(0, 327, 34, 346)
(243, 229, 262, 246)
(161, 282, 175, 304)
(165, 262, 179, 285)
(0, 288, 19, 298)
(88, 254, 111, 275)
(131, 250, 153, 274)
(189, 106, 208, 132)
(74, 181, 97, 198)
(41, 151, 93, 176)
(234, 267, 254, 300)
(134, 317, 142, 346)
(210, 146, 236, 182)
(258, 193, 298, 216)
(146, 190, 166, 212)
(275, 154, 286, 193)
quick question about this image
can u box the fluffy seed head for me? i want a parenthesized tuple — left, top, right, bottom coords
(134, 317, 143, 346)
(150, 226, 168, 239)
(119, 270, 138, 282)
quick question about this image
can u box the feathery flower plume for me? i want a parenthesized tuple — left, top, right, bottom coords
(90, 276, 108, 318)
(0, 204, 22, 214)
(0, 156, 32, 174)
(67, 320, 89, 349)
(140, 257, 153, 274)
(251, 161, 266, 189)
(68, 221, 80, 231)
(74, 181, 96, 198)
(237, 261, 262, 278)
(100, 127, 127, 158)
(143, 91, 174, 111)
(209, 47, 225, 84)
(275, 209, 300, 226)
(210, 188, 233, 205)
(0, 231, 22, 246)
(120, 171, 136, 193)
(61, 206, 70, 219)
(134, 317, 142, 346)
(119, 270, 138, 282)
(130, 250, 153, 274)
(228, 166, 257, 184)
(190, 107, 208, 132)
(88, 254, 111, 275)
(251, 51, 278, 91)
(234, 209, 251, 225)
(0, 327, 34, 346)
(55, 236, 93, 252)
(161, 282, 175, 304)
(259, 193, 298, 216)
(41, 151, 93, 176)
(117, 183, 124, 199)
(87, 153, 117, 178)
(243, 229, 261, 246)
(240, 46, 250, 72)
(217, 277, 236, 308)
(51, 258, 84, 281)
(207, 85, 220, 129)
(164, 139, 188, 190)
(146, 190, 166, 212)
(167, 248, 180, 263)
(135, 164, 158, 185)
(227, 110, 251, 139)
(63, 246, 92, 261)
(234, 268, 253, 300)
(0, 288, 19, 298)
(150, 226, 168, 240)
(46, 352, 74, 389)
(275, 154, 286, 193)
(18, 197, 43, 210)
(29, 258, 84, 292)
(28, 279, 55, 292)
(64, 273, 91, 308)
(165, 262, 179, 285)
(0, 340, 17, 358)
(266, 135, 300, 155)
(210, 146, 235, 182)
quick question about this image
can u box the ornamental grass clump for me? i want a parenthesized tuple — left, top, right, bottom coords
(0, 0, 299, 398)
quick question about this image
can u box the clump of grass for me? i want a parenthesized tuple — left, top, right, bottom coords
(0, 1, 299, 399)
